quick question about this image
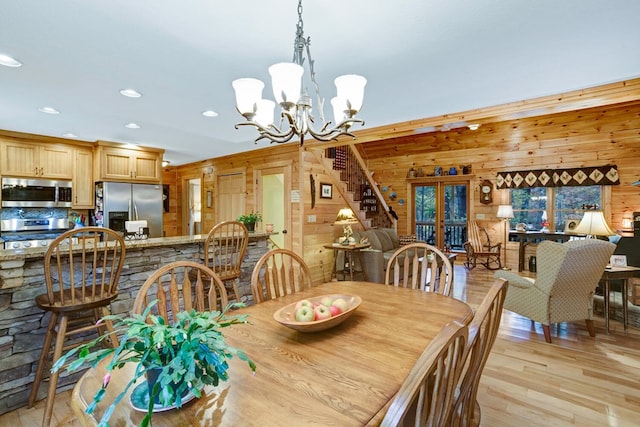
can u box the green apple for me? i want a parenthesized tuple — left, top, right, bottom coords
(321, 296, 334, 307)
(332, 298, 349, 312)
(295, 306, 315, 322)
(314, 305, 332, 321)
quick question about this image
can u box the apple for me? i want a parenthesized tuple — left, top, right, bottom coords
(295, 299, 313, 311)
(332, 298, 349, 312)
(329, 305, 342, 316)
(295, 306, 315, 322)
(321, 296, 334, 307)
(314, 305, 332, 321)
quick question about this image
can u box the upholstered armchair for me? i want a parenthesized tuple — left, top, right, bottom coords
(495, 239, 615, 343)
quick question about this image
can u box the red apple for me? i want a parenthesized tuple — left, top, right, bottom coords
(314, 305, 332, 321)
(295, 306, 315, 322)
(332, 298, 349, 312)
(329, 305, 342, 316)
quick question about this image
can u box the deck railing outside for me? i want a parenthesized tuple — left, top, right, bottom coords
(415, 221, 467, 250)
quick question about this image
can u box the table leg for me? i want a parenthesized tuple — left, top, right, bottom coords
(622, 279, 629, 331)
(347, 251, 354, 281)
(331, 249, 338, 281)
(518, 240, 525, 272)
(603, 279, 610, 333)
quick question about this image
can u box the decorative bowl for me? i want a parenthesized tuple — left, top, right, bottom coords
(273, 294, 362, 333)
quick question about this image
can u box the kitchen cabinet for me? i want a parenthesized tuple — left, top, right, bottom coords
(95, 145, 162, 183)
(0, 141, 73, 179)
(73, 147, 94, 209)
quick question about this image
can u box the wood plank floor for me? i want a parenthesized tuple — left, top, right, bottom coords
(2, 265, 639, 426)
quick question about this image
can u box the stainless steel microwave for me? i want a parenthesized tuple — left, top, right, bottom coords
(1, 177, 73, 208)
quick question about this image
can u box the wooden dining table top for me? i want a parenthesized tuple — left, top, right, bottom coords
(71, 281, 473, 426)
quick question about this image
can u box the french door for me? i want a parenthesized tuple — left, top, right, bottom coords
(411, 180, 469, 250)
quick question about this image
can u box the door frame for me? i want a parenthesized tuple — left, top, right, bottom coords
(181, 173, 202, 236)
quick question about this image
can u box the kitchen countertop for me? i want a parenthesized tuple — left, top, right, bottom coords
(0, 232, 272, 261)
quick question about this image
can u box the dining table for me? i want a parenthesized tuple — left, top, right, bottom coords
(71, 280, 473, 426)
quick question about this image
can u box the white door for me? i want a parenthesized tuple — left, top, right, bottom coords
(256, 165, 291, 249)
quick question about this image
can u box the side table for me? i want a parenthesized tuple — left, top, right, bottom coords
(600, 265, 640, 332)
(323, 242, 371, 281)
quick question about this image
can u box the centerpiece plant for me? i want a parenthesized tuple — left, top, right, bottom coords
(52, 301, 256, 427)
(237, 211, 262, 231)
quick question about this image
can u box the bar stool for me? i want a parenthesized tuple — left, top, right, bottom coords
(28, 227, 126, 427)
(203, 220, 248, 302)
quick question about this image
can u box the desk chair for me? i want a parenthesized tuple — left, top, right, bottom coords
(28, 227, 125, 427)
(250, 249, 313, 304)
(385, 242, 453, 296)
(204, 221, 248, 303)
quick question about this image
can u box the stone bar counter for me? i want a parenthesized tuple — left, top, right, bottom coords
(0, 232, 272, 415)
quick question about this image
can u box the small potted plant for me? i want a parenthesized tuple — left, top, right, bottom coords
(52, 301, 255, 427)
(237, 211, 262, 232)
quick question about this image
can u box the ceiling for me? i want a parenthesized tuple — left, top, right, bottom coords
(1, 1, 639, 166)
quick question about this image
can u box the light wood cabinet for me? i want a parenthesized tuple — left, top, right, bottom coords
(95, 145, 162, 183)
(73, 148, 94, 209)
(0, 141, 73, 179)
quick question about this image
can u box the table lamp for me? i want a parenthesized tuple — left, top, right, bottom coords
(335, 208, 358, 243)
(496, 205, 514, 270)
(572, 210, 616, 238)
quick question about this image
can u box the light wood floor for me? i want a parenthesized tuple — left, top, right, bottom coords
(2, 266, 639, 426)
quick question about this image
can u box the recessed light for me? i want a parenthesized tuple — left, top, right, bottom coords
(62, 132, 78, 138)
(0, 54, 22, 67)
(120, 89, 142, 98)
(124, 122, 140, 129)
(467, 124, 480, 131)
(202, 110, 219, 117)
(39, 107, 60, 114)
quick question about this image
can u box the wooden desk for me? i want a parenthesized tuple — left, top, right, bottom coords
(600, 266, 640, 332)
(323, 242, 371, 281)
(71, 281, 473, 426)
(510, 231, 578, 272)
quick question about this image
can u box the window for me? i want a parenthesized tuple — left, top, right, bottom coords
(511, 186, 602, 231)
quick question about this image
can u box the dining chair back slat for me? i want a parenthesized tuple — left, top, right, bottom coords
(385, 242, 453, 296)
(251, 249, 313, 304)
(449, 277, 508, 427)
(133, 261, 228, 322)
(381, 322, 468, 427)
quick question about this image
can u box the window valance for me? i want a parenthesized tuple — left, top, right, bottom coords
(496, 165, 619, 189)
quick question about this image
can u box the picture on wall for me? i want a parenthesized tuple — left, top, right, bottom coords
(320, 183, 332, 199)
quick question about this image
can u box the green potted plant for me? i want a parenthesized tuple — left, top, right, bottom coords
(52, 301, 255, 427)
(237, 211, 262, 232)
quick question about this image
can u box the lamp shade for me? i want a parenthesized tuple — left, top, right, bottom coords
(572, 211, 616, 236)
(496, 205, 514, 219)
(254, 99, 275, 127)
(268, 62, 303, 106)
(334, 74, 367, 113)
(231, 78, 264, 115)
(335, 207, 357, 224)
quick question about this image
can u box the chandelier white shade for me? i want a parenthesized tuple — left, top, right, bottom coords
(232, 0, 366, 145)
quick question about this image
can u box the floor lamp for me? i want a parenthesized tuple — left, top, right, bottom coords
(497, 205, 514, 270)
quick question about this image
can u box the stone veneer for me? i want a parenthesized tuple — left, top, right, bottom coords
(0, 233, 271, 415)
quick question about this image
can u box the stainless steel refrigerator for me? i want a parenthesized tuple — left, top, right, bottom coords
(94, 182, 163, 238)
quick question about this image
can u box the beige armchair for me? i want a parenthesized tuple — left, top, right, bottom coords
(495, 239, 615, 343)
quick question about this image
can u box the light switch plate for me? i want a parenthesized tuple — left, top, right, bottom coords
(307, 215, 316, 223)
(476, 213, 485, 219)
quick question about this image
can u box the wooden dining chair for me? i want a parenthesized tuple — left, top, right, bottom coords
(203, 220, 249, 303)
(385, 242, 453, 296)
(133, 261, 228, 320)
(28, 227, 126, 427)
(449, 278, 508, 427)
(250, 249, 313, 304)
(380, 322, 468, 427)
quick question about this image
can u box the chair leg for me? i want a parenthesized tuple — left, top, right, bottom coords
(28, 312, 58, 408)
(230, 278, 242, 302)
(102, 306, 120, 347)
(42, 314, 69, 427)
(585, 319, 596, 337)
(542, 324, 552, 343)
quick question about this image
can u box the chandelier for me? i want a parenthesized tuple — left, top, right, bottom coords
(232, 0, 366, 145)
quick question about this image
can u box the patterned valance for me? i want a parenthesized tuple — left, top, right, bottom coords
(496, 165, 620, 189)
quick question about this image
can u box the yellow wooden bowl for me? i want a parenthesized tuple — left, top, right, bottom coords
(273, 294, 362, 333)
